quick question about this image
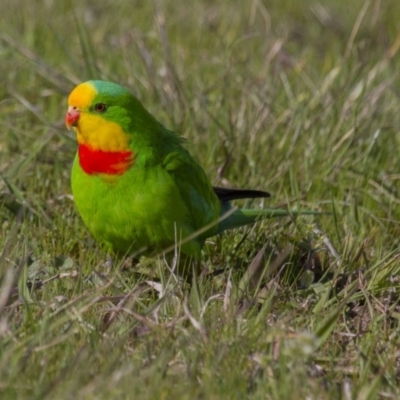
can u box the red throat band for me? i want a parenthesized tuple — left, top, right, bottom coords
(78, 144, 134, 175)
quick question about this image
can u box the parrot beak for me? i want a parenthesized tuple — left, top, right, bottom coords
(65, 106, 80, 130)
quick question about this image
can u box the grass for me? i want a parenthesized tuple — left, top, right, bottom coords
(1, 0, 400, 398)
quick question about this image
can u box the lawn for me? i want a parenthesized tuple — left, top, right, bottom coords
(1, 0, 400, 398)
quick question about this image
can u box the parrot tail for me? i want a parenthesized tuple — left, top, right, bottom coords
(213, 186, 270, 202)
(216, 208, 322, 234)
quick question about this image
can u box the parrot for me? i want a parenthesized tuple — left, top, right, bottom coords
(66, 80, 317, 264)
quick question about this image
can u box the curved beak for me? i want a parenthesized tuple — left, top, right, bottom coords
(65, 106, 80, 130)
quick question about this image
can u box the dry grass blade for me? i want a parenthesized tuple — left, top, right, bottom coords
(239, 244, 293, 294)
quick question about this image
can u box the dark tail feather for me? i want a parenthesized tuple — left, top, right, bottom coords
(213, 186, 270, 203)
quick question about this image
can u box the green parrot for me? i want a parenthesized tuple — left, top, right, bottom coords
(66, 80, 316, 261)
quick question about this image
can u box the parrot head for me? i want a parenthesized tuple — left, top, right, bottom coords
(66, 80, 138, 175)
(65, 80, 136, 150)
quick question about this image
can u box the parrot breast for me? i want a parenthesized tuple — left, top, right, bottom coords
(78, 144, 135, 175)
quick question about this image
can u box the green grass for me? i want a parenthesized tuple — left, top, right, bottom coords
(1, 0, 400, 398)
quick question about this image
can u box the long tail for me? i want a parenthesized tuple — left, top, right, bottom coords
(216, 208, 321, 234)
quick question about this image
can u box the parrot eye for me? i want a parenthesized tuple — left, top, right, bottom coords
(93, 103, 107, 113)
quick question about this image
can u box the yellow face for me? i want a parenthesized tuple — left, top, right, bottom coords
(67, 82, 130, 151)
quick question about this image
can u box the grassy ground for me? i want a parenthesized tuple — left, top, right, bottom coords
(1, 0, 400, 398)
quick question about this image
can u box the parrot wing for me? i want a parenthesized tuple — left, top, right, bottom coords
(162, 148, 221, 240)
